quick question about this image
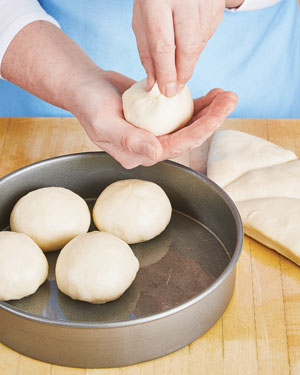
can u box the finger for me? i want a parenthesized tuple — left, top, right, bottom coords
(196, 91, 238, 119)
(173, 5, 203, 92)
(145, 2, 177, 97)
(191, 89, 229, 121)
(206, 91, 238, 118)
(193, 88, 225, 114)
(92, 117, 163, 162)
(97, 141, 157, 169)
(132, 19, 156, 91)
(158, 91, 238, 160)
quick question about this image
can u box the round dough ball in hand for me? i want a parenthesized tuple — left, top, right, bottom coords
(0, 231, 48, 301)
(55, 231, 139, 304)
(93, 179, 172, 244)
(122, 78, 194, 136)
(10, 187, 91, 252)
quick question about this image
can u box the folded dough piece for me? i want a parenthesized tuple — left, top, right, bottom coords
(207, 130, 297, 187)
(236, 198, 300, 266)
(224, 160, 300, 201)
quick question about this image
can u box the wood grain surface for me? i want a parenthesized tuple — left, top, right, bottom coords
(0, 117, 299, 375)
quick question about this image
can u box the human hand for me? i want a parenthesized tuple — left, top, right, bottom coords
(0, 21, 161, 170)
(132, 0, 226, 97)
(72, 70, 164, 169)
(1, 18, 238, 170)
(157, 89, 238, 160)
(73, 70, 237, 168)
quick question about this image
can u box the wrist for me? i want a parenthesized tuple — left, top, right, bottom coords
(64, 67, 106, 117)
(69, 69, 127, 132)
(70, 69, 135, 122)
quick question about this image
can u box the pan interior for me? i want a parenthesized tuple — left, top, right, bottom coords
(5, 198, 230, 323)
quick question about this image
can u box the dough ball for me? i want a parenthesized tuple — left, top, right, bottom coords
(93, 179, 172, 244)
(10, 187, 91, 252)
(0, 231, 48, 301)
(55, 231, 139, 304)
(122, 78, 194, 136)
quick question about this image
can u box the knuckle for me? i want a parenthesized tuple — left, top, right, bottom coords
(209, 88, 224, 96)
(141, 159, 157, 167)
(180, 41, 202, 58)
(177, 71, 193, 83)
(170, 148, 185, 159)
(120, 159, 140, 169)
(144, 0, 160, 12)
(139, 54, 153, 68)
(120, 134, 140, 153)
(132, 19, 138, 33)
(120, 135, 130, 151)
(152, 40, 175, 55)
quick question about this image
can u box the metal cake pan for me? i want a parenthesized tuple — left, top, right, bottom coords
(0, 152, 243, 368)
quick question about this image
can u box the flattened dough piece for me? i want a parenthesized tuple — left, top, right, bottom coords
(207, 130, 297, 187)
(0, 231, 48, 301)
(236, 198, 300, 266)
(225, 160, 300, 201)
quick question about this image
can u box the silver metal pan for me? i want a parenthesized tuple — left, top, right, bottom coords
(0, 152, 243, 368)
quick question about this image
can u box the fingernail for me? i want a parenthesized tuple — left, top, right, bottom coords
(147, 78, 155, 91)
(165, 83, 177, 98)
(141, 142, 158, 160)
(177, 83, 185, 93)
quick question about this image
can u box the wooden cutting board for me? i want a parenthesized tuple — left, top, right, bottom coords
(0, 117, 299, 375)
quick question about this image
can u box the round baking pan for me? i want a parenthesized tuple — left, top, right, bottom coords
(0, 152, 243, 368)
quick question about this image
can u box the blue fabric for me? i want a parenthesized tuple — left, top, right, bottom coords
(0, 0, 299, 117)
(195, 0, 300, 118)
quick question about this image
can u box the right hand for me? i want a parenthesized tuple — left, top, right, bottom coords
(132, 0, 226, 97)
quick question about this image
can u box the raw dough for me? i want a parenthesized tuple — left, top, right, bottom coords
(122, 78, 194, 136)
(207, 130, 300, 266)
(10, 187, 91, 252)
(236, 198, 300, 266)
(93, 179, 172, 244)
(0, 231, 48, 301)
(55, 231, 139, 304)
(225, 160, 300, 201)
(207, 130, 297, 187)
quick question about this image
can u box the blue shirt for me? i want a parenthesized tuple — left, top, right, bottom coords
(0, 0, 299, 118)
